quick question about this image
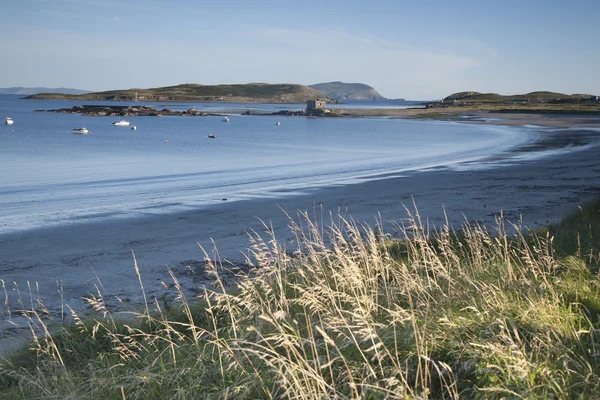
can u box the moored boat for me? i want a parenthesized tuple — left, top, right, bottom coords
(5, 117, 14, 125)
(208, 134, 216, 138)
(112, 120, 130, 126)
(72, 127, 89, 134)
(223, 116, 229, 122)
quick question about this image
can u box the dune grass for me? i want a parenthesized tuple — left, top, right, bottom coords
(1, 201, 600, 399)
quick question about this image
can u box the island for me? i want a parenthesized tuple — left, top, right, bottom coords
(26, 83, 331, 103)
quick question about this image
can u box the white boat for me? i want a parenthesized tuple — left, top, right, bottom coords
(223, 116, 229, 122)
(5, 117, 14, 125)
(112, 120, 130, 126)
(72, 127, 89, 134)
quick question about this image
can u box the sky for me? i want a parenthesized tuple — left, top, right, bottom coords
(1, 0, 599, 100)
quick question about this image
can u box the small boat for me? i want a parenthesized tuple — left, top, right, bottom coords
(131, 125, 137, 130)
(208, 134, 217, 139)
(5, 117, 14, 125)
(72, 127, 89, 134)
(112, 120, 130, 126)
(223, 116, 229, 122)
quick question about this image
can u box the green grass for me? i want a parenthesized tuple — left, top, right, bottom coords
(549, 196, 600, 272)
(2, 202, 600, 399)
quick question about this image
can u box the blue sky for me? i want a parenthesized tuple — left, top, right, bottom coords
(1, 0, 599, 99)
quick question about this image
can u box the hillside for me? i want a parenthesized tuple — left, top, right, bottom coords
(0, 87, 89, 95)
(309, 81, 386, 101)
(431, 91, 600, 111)
(26, 83, 328, 103)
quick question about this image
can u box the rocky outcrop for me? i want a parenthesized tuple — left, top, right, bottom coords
(43, 105, 217, 117)
(46, 104, 347, 118)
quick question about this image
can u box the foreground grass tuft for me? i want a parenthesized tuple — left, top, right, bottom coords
(2, 203, 600, 399)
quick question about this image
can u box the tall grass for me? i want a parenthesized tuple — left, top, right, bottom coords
(1, 204, 600, 399)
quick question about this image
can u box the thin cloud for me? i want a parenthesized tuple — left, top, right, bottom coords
(248, 27, 489, 70)
(0, 24, 496, 98)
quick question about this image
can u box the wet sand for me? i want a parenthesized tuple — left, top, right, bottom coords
(2, 113, 600, 355)
(339, 108, 600, 128)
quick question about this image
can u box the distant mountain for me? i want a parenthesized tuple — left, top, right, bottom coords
(0, 87, 90, 95)
(309, 82, 387, 101)
(26, 83, 328, 103)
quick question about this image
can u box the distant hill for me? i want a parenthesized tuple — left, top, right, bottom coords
(0, 87, 90, 95)
(309, 82, 386, 101)
(440, 91, 598, 104)
(425, 91, 600, 113)
(26, 83, 328, 103)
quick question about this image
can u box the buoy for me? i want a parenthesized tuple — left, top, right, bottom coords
(276, 121, 280, 125)
(132, 125, 137, 130)
(165, 140, 168, 143)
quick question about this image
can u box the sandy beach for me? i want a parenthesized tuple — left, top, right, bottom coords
(1, 112, 600, 355)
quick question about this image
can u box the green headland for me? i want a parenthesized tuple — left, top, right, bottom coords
(26, 83, 329, 103)
(425, 90, 600, 113)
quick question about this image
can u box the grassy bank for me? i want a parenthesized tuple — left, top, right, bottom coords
(1, 200, 600, 399)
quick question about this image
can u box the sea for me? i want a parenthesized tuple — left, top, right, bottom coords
(0, 94, 540, 235)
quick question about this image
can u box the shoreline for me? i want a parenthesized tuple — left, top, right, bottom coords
(2, 113, 600, 355)
(38, 103, 600, 127)
(338, 108, 600, 126)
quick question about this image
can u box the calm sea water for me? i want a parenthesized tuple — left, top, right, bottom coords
(0, 94, 532, 234)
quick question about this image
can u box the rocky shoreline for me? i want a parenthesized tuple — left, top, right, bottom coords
(41, 105, 221, 117)
(39, 104, 600, 122)
(41, 104, 345, 118)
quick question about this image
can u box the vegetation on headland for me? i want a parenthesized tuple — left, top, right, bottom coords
(1, 197, 600, 399)
(26, 83, 330, 104)
(425, 91, 600, 114)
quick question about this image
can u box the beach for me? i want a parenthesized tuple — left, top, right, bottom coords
(1, 112, 600, 355)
